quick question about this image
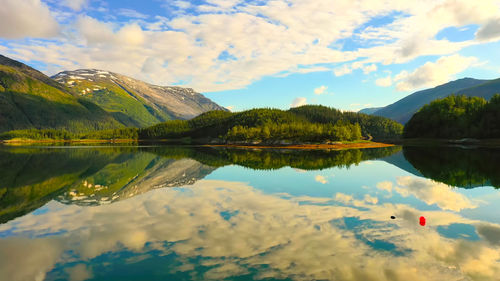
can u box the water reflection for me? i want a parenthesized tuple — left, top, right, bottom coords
(1, 178, 499, 281)
(403, 146, 500, 188)
(0, 145, 499, 281)
(0, 146, 401, 223)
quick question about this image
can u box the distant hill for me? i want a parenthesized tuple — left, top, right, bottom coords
(359, 107, 382, 114)
(457, 78, 500, 99)
(0, 55, 121, 133)
(360, 78, 497, 124)
(52, 69, 227, 127)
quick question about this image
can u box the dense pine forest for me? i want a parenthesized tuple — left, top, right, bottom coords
(139, 105, 403, 142)
(403, 94, 500, 139)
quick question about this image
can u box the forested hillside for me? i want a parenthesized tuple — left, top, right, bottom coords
(140, 105, 403, 142)
(403, 94, 500, 139)
(362, 78, 496, 124)
(0, 54, 227, 133)
(0, 55, 122, 133)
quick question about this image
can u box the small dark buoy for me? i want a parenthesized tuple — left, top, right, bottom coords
(390, 216, 396, 219)
(419, 216, 426, 226)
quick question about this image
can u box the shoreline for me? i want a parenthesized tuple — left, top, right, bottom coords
(3, 137, 499, 148)
(203, 142, 395, 150)
(0, 138, 395, 150)
(0, 139, 137, 145)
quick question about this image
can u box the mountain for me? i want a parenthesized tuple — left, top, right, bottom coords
(0, 55, 122, 133)
(456, 78, 500, 98)
(52, 69, 227, 127)
(362, 78, 493, 124)
(358, 107, 382, 114)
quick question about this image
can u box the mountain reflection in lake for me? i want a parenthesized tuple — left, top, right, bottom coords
(0, 145, 499, 281)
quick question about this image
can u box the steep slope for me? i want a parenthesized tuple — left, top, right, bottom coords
(52, 69, 227, 127)
(366, 78, 489, 124)
(0, 55, 122, 133)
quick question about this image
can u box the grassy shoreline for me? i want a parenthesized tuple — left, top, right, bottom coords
(0, 138, 395, 150)
(0, 138, 138, 145)
(3, 137, 499, 148)
(203, 141, 395, 150)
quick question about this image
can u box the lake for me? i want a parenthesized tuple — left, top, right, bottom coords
(1, 145, 499, 281)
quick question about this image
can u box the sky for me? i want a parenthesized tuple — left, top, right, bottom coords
(1, 0, 500, 112)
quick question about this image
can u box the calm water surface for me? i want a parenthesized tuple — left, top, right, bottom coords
(0, 145, 499, 281)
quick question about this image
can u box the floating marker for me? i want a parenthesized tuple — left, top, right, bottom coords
(419, 216, 426, 226)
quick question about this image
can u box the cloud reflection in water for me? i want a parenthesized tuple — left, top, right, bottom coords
(0, 177, 499, 281)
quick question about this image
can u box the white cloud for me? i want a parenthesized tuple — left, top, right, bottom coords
(333, 65, 352, 77)
(225, 105, 235, 111)
(376, 181, 393, 192)
(313, 85, 328, 95)
(117, 8, 149, 19)
(2, 0, 500, 92)
(0, 0, 59, 39)
(394, 70, 409, 81)
(476, 17, 500, 41)
(394, 54, 478, 91)
(290, 97, 307, 108)
(375, 75, 392, 87)
(65, 264, 93, 281)
(394, 176, 478, 212)
(362, 64, 377, 74)
(76, 16, 115, 44)
(77, 16, 146, 46)
(63, 0, 88, 11)
(172, 1, 192, 10)
(315, 175, 327, 184)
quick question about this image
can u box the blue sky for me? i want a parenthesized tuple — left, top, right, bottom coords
(1, 0, 500, 111)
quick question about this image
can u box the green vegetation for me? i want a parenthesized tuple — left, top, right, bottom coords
(403, 146, 500, 188)
(0, 147, 117, 222)
(79, 128, 139, 140)
(0, 61, 123, 133)
(404, 94, 500, 139)
(0, 55, 401, 142)
(1, 106, 403, 143)
(140, 106, 403, 142)
(0, 54, 224, 134)
(0, 128, 139, 141)
(367, 77, 496, 124)
(73, 79, 171, 127)
(289, 105, 403, 139)
(150, 145, 402, 170)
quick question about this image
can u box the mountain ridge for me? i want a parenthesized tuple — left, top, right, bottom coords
(0, 55, 122, 133)
(52, 69, 227, 127)
(361, 77, 497, 124)
(0, 54, 227, 132)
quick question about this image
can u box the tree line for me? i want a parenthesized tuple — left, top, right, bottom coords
(139, 106, 403, 142)
(404, 94, 500, 139)
(0, 105, 404, 142)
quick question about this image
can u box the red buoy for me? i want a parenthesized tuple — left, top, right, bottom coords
(419, 216, 426, 226)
